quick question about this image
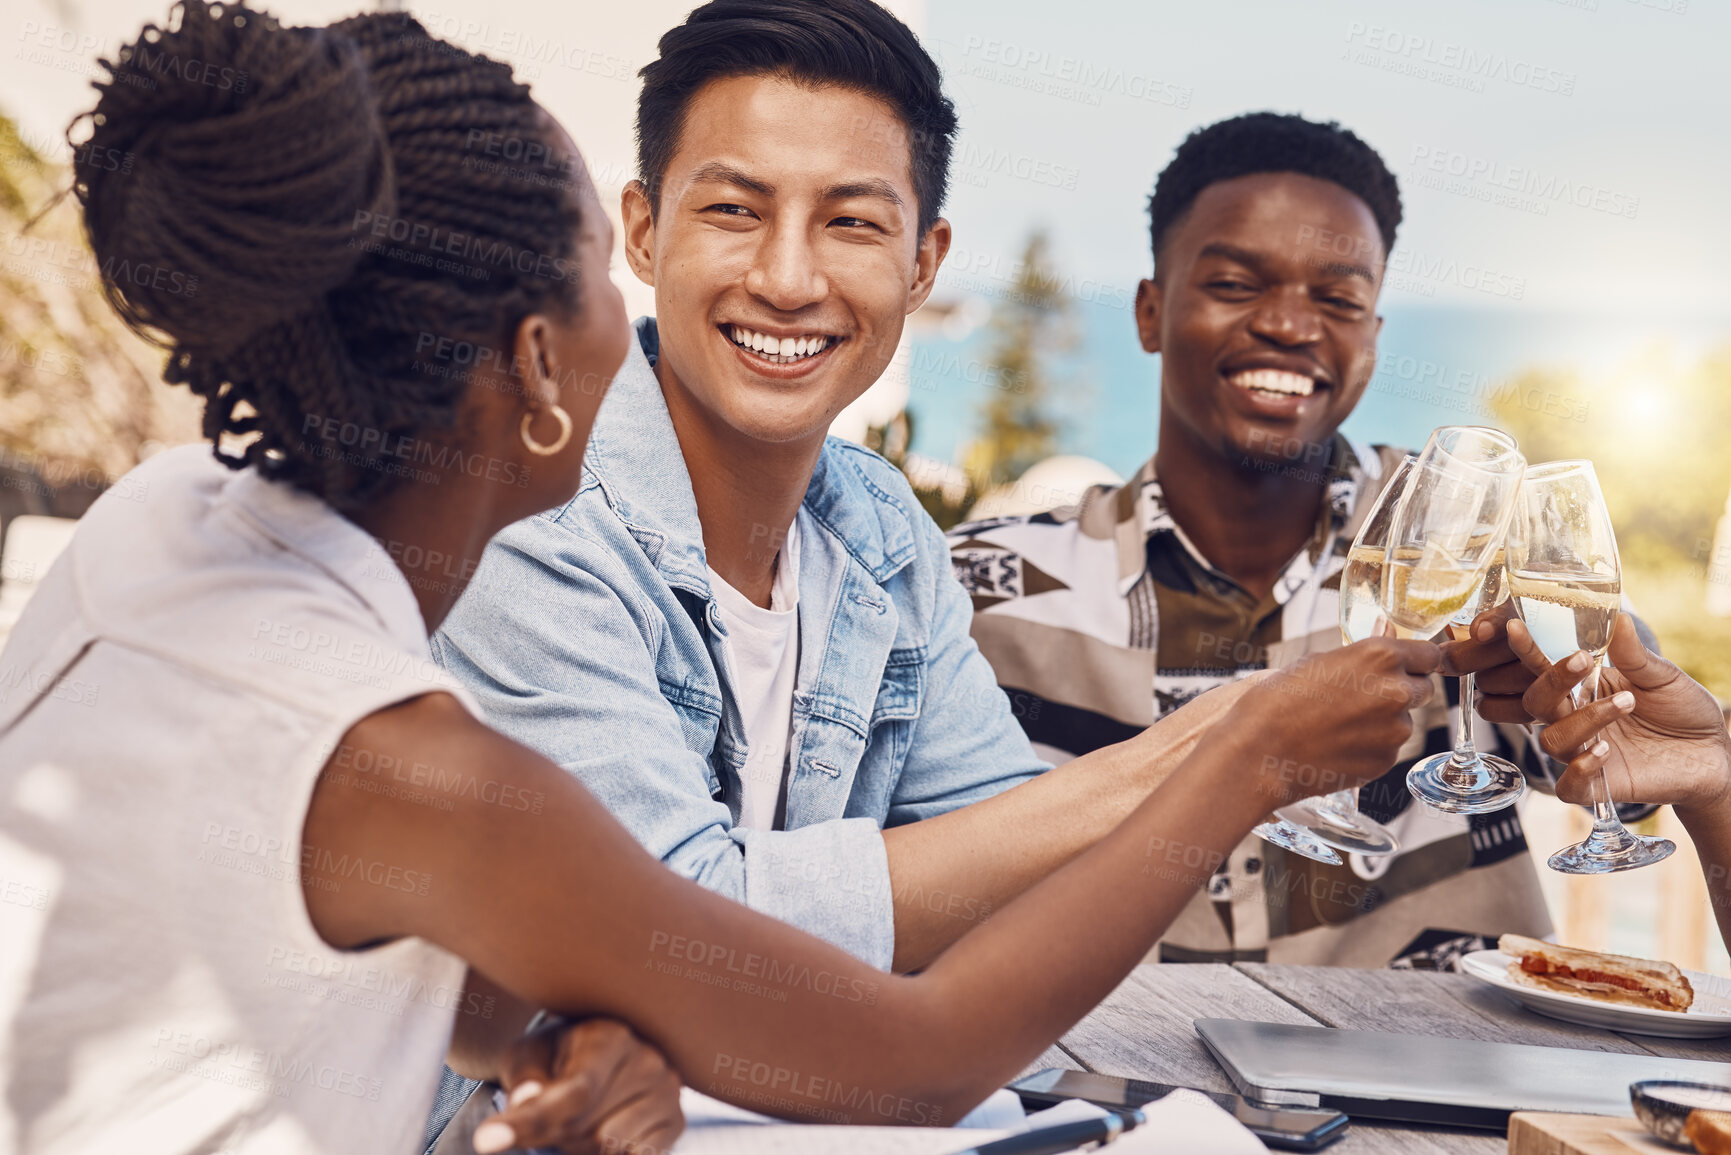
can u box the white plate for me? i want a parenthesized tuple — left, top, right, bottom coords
(1460, 949, 1731, 1039)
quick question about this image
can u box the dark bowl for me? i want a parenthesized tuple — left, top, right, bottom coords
(1631, 1080, 1731, 1149)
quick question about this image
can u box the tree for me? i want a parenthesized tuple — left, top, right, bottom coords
(1490, 345, 1731, 698)
(871, 229, 1078, 531)
(960, 230, 1072, 491)
(0, 111, 201, 511)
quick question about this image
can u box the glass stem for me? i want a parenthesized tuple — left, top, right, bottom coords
(1441, 672, 1480, 786)
(1320, 789, 1359, 820)
(1579, 663, 1626, 835)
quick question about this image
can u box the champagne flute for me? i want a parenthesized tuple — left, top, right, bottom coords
(1507, 460, 1674, 873)
(1395, 427, 1529, 815)
(1254, 456, 1417, 860)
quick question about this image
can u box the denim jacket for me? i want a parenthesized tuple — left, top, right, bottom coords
(432, 318, 1048, 969)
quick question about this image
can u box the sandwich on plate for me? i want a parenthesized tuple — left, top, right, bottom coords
(1498, 934, 1694, 1013)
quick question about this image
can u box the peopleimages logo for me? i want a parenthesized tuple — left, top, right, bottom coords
(198, 822, 433, 897)
(0, 663, 100, 708)
(413, 13, 637, 81)
(709, 1055, 945, 1126)
(1385, 247, 1526, 301)
(1342, 22, 1577, 96)
(349, 210, 576, 284)
(248, 614, 446, 686)
(1410, 145, 1639, 220)
(149, 1029, 382, 1102)
(647, 931, 880, 1005)
(264, 945, 494, 1018)
(299, 413, 533, 488)
(951, 140, 1081, 191)
(954, 35, 1193, 109)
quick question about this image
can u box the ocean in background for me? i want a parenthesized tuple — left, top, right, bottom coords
(904, 302, 1731, 475)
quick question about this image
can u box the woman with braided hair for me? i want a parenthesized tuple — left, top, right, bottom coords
(0, 3, 1435, 1153)
(4, 7, 669, 1151)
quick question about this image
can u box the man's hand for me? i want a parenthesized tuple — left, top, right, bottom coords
(1440, 602, 1540, 725)
(1238, 637, 1440, 807)
(1507, 614, 1731, 817)
(473, 1018, 684, 1155)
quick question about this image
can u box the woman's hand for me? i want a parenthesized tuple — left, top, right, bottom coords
(474, 1018, 684, 1155)
(1506, 614, 1731, 816)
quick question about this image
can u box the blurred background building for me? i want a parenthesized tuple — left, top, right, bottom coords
(2, 0, 1727, 973)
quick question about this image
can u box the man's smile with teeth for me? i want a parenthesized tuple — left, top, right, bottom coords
(727, 325, 839, 364)
(1228, 368, 1317, 397)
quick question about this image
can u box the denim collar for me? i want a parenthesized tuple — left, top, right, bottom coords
(583, 317, 919, 597)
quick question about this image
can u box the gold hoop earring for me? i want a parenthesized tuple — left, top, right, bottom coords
(521, 405, 573, 456)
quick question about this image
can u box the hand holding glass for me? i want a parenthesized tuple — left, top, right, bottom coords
(1506, 459, 1673, 874)
(1254, 456, 1417, 861)
(1396, 426, 1528, 815)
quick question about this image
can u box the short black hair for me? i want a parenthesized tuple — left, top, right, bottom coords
(636, 0, 957, 236)
(1148, 112, 1401, 269)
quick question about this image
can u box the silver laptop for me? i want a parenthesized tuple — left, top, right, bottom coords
(1196, 1018, 1731, 1129)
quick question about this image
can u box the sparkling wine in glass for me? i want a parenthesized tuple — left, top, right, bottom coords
(1507, 460, 1673, 874)
(1397, 427, 1530, 815)
(1255, 456, 1416, 861)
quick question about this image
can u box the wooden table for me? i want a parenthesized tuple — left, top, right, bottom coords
(1018, 962, 1730, 1154)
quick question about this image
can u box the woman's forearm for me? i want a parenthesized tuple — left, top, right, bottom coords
(1678, 735, 1731, 952)
(882, 672, 1256, 973)
(555, 644, 1430, 1121)
(597, 727, 1269, 1123)
(316, 660, 1414, 1127)
(445, 968, 536, 1082)
(342, 700, 1266, 1124)
(893, 725, 1272, 1111)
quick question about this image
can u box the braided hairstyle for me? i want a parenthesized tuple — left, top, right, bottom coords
(73, 1, 582, 508)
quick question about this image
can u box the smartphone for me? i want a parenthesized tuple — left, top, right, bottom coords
(1008, 1069, 1349, 1151)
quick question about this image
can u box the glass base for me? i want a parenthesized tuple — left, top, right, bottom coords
(1548, 827, 1676, 875)
(1253, 819, 1343, 865)
(1406, 752, 1526, 815)
(1275, 799, 1400, 857)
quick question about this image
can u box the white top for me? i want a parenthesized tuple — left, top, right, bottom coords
(0, 446, 469, 1155)
(706, 516, 801, 831)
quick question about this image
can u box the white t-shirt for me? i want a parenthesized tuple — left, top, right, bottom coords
(706, 516, 801, 831)
(0, 446, 469, 1155)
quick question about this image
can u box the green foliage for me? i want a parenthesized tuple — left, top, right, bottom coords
(1491, 345, 1731, 698)
(961, 230, 1074, 490)
(865, 409, 965, 532)
(0, 116, 47, 218)
(1623, 564, 1731, 705)
(874, 229, 1077, 530)
(0, 107, 201, 481)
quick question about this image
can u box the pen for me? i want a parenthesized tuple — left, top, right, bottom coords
(948, 1108, 1147, 1155)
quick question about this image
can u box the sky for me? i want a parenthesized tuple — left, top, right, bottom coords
(8, 0, 1725, 312)
(923, 0, 1730, 318)
(5, 0, 1727, 462)
(909, 0, 1730, 472)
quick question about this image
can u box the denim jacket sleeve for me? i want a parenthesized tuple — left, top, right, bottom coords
(884, 513, 1052, 827)
(431, 513, 897, 970)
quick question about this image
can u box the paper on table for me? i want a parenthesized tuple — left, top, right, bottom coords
(670, 1086, 1266, 1154)
(673, 1086, 1020, 1129)
(1112, 1090, 1267, 1154)
(669, 1087, 998, 1154)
